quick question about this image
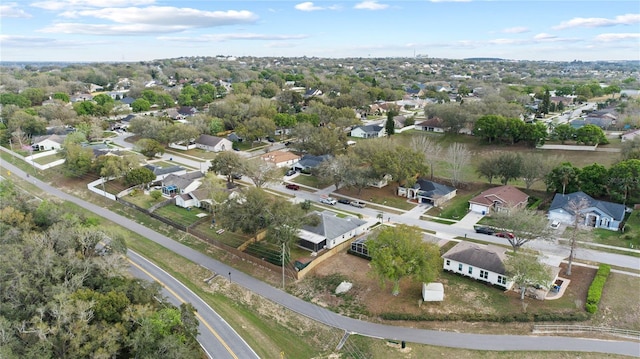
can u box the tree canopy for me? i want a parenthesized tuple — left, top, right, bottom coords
(367, 224, 441, 296)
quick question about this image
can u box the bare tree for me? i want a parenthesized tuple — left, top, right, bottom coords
(521, 154, 560, 190)
(492, 207, 554, 252)
(243, 158, 281, 189)
(410, 135, 442, 180)
(565, 197, 591, 276)
(444, 143, 470, 187)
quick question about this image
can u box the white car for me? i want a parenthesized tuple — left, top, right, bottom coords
(551, 220, 561, 229)
(320, 197, 337, 205)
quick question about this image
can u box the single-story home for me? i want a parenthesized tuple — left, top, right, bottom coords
(350, 125, 386, 138)
(415, 117, 445, 133)
(621, 128, 640, 142)
(260, 150, 300, 168)
(397, 179, 456, 206)
(31, 134, 65, 151)
(442, 241, 514, 290)
(160, 171, 204, 196)
(468, 185, 529, 215)
(144, 164, 186, 181)
(195, 134, 233, 152)
(298, 211, 368, 252)
(548, 191, 626, 231)
(292, 154, 331, 172)
(175, 188, 212, 210)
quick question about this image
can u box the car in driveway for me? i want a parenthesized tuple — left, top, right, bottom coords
(285, 183, 300, 190)
(320, 197, 337, 205)
(495, 232, 515, 239)
(474, 226, 495, 235)
(337, 198, 351, 205)
(285, 169, 296, 176)
(550, 220, 561, 229)
(266, 137, 275, 143)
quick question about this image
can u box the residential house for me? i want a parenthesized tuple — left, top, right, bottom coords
(160, 171, 204, 196)
(31, 134, 65, 151)
(304, 88, 322, 99)
(442, 241, 514, 290)
(144, 164, 186, 181)
(120, 96, 136, 107)
(292, 154, 331, 172)
(621, 128, 640, 142)
(178, 106, 198, 117)
(468, 185, 529, 215)
(195, 134, 232, 152)
(584, 111, 616, 129)
(548, 191, 627, 231)
(260, 150, 300, 168)
(175, 188, 212, 210)
(350, 125, 386, 138)
(416, 117, 445, 133)
(227, 132, 243, 143)
(397, 179, 456, 206)
(297, 211, 368, 252)
(70, 93, 93, 103)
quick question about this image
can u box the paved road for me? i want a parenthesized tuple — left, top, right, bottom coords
(2, 160, 639, 357)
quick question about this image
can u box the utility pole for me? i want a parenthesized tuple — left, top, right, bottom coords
(282, 242, 286, 289)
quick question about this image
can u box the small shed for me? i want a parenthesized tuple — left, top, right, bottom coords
(422, 282, 444, 302)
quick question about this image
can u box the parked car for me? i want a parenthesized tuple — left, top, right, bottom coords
(285, 183, 300, 190)
(232, 173, 242, 180)
(337, 198, 351, 205)
(350, 201, 366, 208)
(474, 226, 495, 235)
(266, 137, 275, 143)
(495, 232, 515, 239)
(320, 197, 337, 205)
(284, 141, 292, 146)
(285, 169, 296, 176)
(550, 220, 561, 229)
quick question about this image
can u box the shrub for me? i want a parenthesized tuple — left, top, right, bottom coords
(585, 264, 610, 314)
(150, 190, 162, 200)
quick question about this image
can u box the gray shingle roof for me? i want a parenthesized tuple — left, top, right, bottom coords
(549, 191, 626, 222)
(442, 241, 508, 274)
(412, 179, 455, 198)
(162, 171, 203, 190)
(302, 211, 367, 240)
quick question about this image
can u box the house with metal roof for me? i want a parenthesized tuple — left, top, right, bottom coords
(298, 211, 368, 252)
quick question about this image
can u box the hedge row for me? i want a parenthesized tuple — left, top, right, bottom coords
(586, 264, 611, 314)
(380, 311, 590, 323)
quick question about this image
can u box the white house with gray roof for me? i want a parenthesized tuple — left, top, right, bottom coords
(350, 124, 386, 138)
(548, 191, 626, 231)
(442, 241, 514, 290)
(297, 211, 368, 252)
(195, 134, 232, 152)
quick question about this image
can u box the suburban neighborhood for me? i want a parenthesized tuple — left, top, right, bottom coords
(1, 55, 639, 358)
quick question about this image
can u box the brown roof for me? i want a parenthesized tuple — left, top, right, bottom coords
(416, 117, 443, 128)
(469, 185, 529, 207)
(260, 150, 300, 164)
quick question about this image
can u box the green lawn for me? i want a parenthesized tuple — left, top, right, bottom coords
(154, 204, 209, 227)
(593, 210, 640, 249)
(33, 152, 65, 164)
(291, 174, 331, 189)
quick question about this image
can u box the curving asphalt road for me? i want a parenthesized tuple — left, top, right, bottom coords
(2, 160, 639, 357)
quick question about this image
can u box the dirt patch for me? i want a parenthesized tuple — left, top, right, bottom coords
(292, 249, 605, 333)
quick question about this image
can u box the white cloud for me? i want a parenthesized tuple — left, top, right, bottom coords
(31, 0, 155, 11)
(554, 13, 640, 30)
(488, 38, 526, 45)
(502, 27, 529, 34)
(429, 0, 472, 3)
(40, 23, 191, 35)
(0, 34, 102, 48)
(354, 1, 389, 10)
(533, 33, 557, 41)
(58, 6, 258, 28)
(0, 2, 32, 18)
(158, 33, 309, 42)
(294, 2, 324, 11)
(593, 33, 640, 42)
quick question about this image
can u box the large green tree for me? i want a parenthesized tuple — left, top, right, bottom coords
(209, 151, 245, 184)
(505, 253, 553, 300)
(546, 162, 581, 195)
(367, 224, 441, 296)
(491, 207, 554, 252)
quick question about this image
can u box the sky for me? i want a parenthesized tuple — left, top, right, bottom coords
(0, 0, 639, 63)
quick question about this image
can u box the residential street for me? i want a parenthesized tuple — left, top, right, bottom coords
(2, 159, 639, 357)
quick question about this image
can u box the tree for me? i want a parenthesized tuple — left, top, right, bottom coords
(243, 158, 281, 188)
(216, 187, 271, 235)
(410, 135, 442, 180)
(546, 162, 581, 195)
(385, 110, 396, 137)
(541, 89, 551, 114)
(473, 115, 506, 143)
(444, 143, 470, 187)
(476, 156, 501, 184)
(125, 167, 156, 188)
(209, 151, 244, 183)
(494, 152, 522, 185)
(367, 224, 441, 296)
(315, 153, 355, 191)
(578, 163, 608, 198)
(131, 98, 151, 112)
(62, 142, 94, 178)
(505, 253, 553, 301)
(550, 124, 575, 144)
(620, 136, 640, 161)
(575, 124, 608, 145)
(564, 197, 591, 276)
(135, 138, 165, 159)
(520, 153, 558, 190)
(491, 207, 554, 252)
(608, 159, 640, 204)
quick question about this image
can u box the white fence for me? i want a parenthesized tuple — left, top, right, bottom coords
(533, 324, 640, 340)
(87, 178, 117, 200)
